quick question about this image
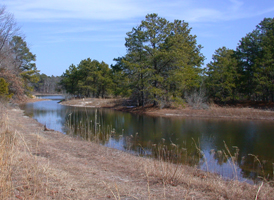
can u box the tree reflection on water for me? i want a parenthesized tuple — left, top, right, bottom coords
(21, 98, 274, 183)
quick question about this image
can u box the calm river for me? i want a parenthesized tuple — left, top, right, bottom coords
(20, 95, 274, 184)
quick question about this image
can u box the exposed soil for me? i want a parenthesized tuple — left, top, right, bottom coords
(60, 98, 274, 121)
(2, 98, 273, 199)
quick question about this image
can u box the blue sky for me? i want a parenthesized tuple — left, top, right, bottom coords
(2, 0, 274, 76)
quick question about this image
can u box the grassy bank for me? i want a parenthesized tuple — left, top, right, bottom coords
(1, 102, 274, 199)
(0, 103, 52, 199)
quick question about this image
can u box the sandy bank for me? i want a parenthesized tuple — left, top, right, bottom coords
(60, 98, 274, 121)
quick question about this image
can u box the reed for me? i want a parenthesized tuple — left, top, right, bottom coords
(65, 109, 113, 144)
(151, 143, 185, 186)
(0, 111, 14, 198)
(0, 103, 52, 199)
(0, 104, 14, 198)
(147, 137, 274, 189)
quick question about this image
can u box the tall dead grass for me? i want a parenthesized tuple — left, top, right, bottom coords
(0, 104, 14, 198)
(0, 103, 54, 199)
(66, 109, 113, 143)
(209, 104, 274, 120)
(144, 146, 274, 199)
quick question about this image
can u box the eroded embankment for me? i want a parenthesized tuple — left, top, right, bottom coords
(1, 102, 274, 199)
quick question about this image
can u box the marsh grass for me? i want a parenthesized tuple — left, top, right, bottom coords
(247, 154, 274, 185)
(141, 139, 274, 199)
(209, 142, 274, 184)
(0, 127, 14, 198)
(0, 103, 15, 198)
(208, 104, 274, 120)
(0, 103, 54, 199)
(141, 136, 274, 192)
(66, 109, 113, 144)
(141, 152, 274, 199)
(151, 142, 185, 186)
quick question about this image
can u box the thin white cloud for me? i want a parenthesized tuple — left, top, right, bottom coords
(2, 0, 274, 23)
(35, 30, 125, 45)
(2, 0, 143, 21)
(2, 0, 274, 46)
(182, 8, 222, 22)
(171, 0, 273, 22)
(229, 0, 244, 12)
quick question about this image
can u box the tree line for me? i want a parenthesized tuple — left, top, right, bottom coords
(61, 14, 204, 106)
(1, 6, 273, 105)
(61, 14, 274, 106)
(32, 73, 62, 94)
(206, 18, 274, 103)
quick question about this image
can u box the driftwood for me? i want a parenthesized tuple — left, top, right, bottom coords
(44, 125, 54, 131)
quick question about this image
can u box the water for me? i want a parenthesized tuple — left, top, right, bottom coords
(20, 95, 274, 183)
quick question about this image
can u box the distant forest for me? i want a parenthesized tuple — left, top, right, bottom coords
(1, 6, 273, 106)
(32, 74, 62, 94)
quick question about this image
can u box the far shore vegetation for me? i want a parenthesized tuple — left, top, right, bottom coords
(58, 15, 274, 110)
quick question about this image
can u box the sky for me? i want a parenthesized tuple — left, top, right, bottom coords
(2, 0, 274, 76)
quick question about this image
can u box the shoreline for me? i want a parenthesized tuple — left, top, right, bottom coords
(59, 98, 274, 121)
(2, 100, 274, 199)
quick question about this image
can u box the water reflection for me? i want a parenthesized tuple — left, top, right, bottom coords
(20, 96, 274, 183)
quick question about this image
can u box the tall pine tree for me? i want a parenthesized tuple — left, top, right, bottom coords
(122, 13, 204, 106)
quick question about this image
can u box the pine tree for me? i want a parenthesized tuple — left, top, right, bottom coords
(236, 18, 274, 101)
(122, 13, 204, 106)
(206, 47, 238, 102)
(0, 78, 12, 99)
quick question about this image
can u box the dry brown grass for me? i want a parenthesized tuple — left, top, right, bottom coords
(208, 104, 274, 120)
(143, 104, 274, 121)
(1, 101, 274, 199)
(145, 157, 274, 199)
(0, 104, 13, 198)
(143, 139, 274, 199)
(0, 103, 61, 199)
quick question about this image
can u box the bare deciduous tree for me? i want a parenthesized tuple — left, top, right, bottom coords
(0, 5, 28, 101)
(0, 5, 20, 67)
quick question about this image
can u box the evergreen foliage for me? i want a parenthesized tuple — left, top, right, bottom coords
(122, 13, 204, 106)
(59, 15, 274, 105)
(236, 18, 274, 102)
(206, 17, 274, 103)
(0, 78, 12, 99)
(0, 6, 38, 100)
(60, 58, 113, 98)
(110, 57, 132, 97)
(9, 36, 39, 96)
(206, 47, 238, 102)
